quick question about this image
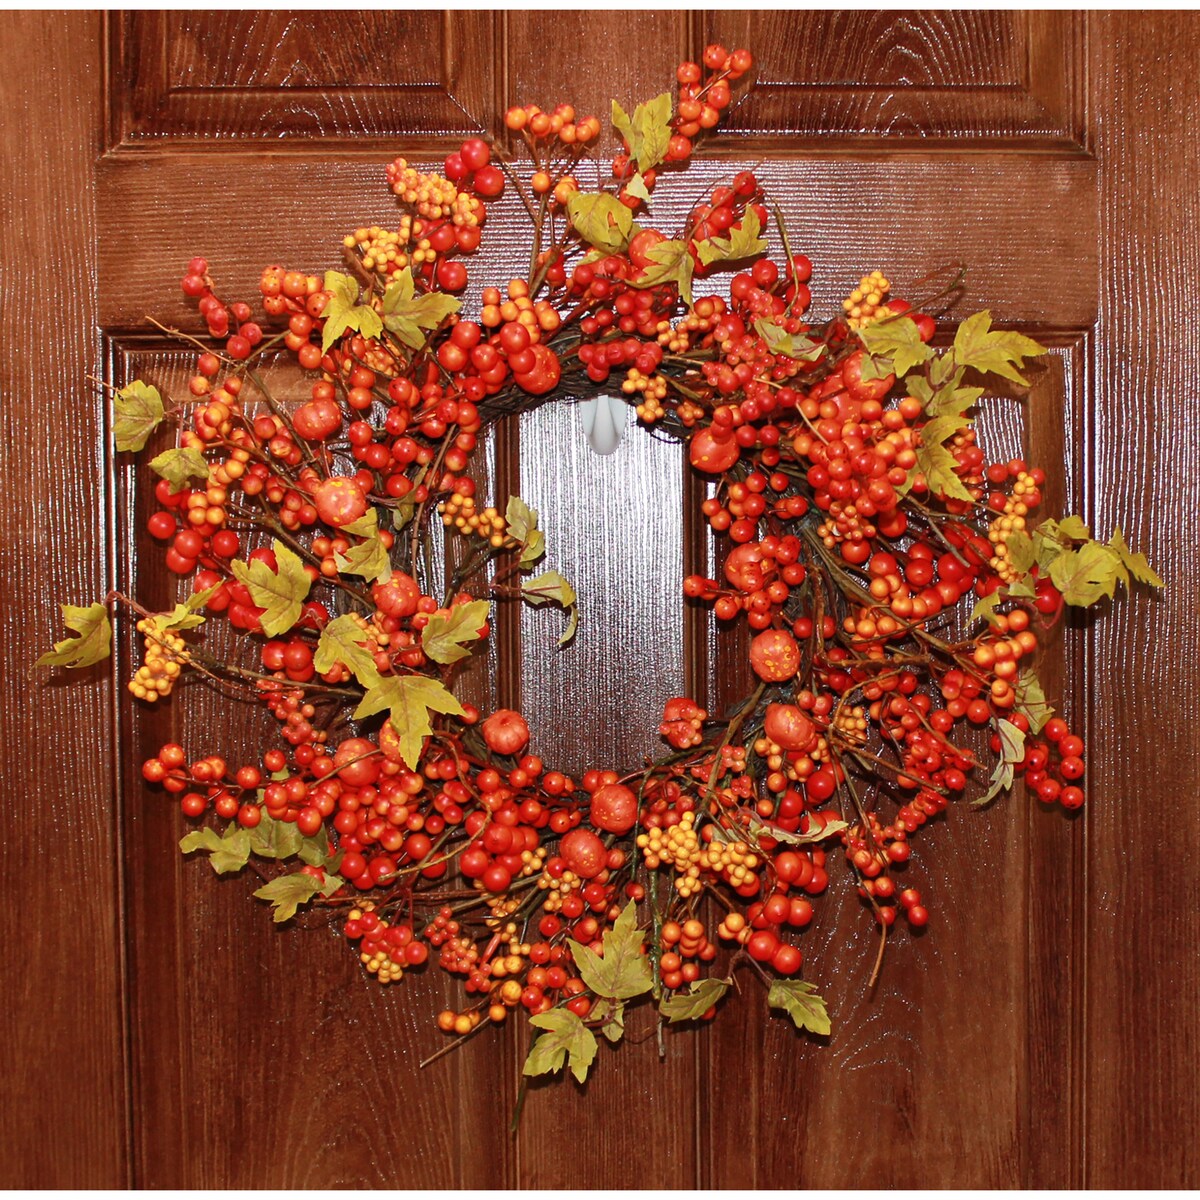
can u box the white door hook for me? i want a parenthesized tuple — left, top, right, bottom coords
(579, 394, 628, 456)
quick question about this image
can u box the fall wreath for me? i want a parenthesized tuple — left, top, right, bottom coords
(42, 45, 1162, 1086)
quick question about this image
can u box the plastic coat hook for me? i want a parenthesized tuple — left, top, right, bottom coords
(579, 394, 627, 456)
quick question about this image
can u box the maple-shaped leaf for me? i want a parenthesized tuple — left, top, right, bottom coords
(112, 380, 165, 452)
(505, 495, 545, 566)
(321, 270, 383, 353)
(1005, 530, 1036, 575)
(247, 811, 304, 860)
(635, 91, 673, 172)
(857, 315, 933, 378)
(354, 674, 465, 770)
(1109, 526, 1164, 588)
(1049, 541, 1122, 606)
(381, 268, 460, 350)
(566, 192, 633, 255)
(335, 530, 392, 585)
(567, 901, 653, 1000)
(37, 602, 112, 669)
(522, 570, 578, 646)
(149, 446, 209, 492)
(753, 318, 826, 363)
(951, 310, 1046, 385)
(1014, 669, 1054, 734)
(421, 599, 490, 665)
(253, 870, 343, 923)
(625, 173, 653, 206)
(695, 208, 767, 267)
(524, 1008, 598, 1085)
(915, 368, 985, 419)
(229, 540, 312, 636)
(1057, 515, 1092, 540)
(180, 825, 252, 874)
(612, 92, 673, 174)
(659, 977, 731, 1023)
(313, 613, 382, 688)
(629, 238, 693, 306)
(589, 997, 626, 1044)
(767, 979, 831, 1036)
(143, 585, 220, 636)
(971, 591, 1004, 627)
(915, 442, 975, 503)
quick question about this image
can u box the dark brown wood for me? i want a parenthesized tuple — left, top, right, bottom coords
(1084, 15, 1200, 1188)
(704, 11, 1085, 149)
(7, 8, 1199, 1190)
(110, 11, 499, 148)
(0, 11, 128, 1189)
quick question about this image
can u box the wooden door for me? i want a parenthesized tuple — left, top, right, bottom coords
(5, 10, 1198, 1188)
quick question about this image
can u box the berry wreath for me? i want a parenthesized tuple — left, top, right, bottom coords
(41, 44, 1161, 1086)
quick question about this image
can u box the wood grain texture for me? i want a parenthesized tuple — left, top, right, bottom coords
(110, 12, 498, 147)
(704, 11, 1084, 148)
(699, 346, 1084, 1189)
(97, 154, 1098, 335)
(113, 345, 515, 1188)
(1084, 14, 1200, 1188)
(0, 11, 128, 1188)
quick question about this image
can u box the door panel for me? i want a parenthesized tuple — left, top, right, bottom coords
(7, 9, 1199, 1189)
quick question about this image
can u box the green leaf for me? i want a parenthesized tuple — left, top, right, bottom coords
(974, 757, 1014, 808)
(567, 901, 653, 1000)
(421, 599, 491, 665)
(970, 591, 1004, 627)
(695, 208, 767, 267)
(1048, 541, 1122, 606)
(753, 318, 826, 363)
(635, 91, 673, 173)
(951, 310, 1046, 385)
(629, 238, 693, 306)
(857, 316, 933, 378)
(611, 98, 638, 160)
(566, 192, 633, 255)
(1058, 515, 1092, 540)
(1006, 530, 1036, 575)
(253, 870, 342, 923)
(1007, 579, 1036, 599)
(149, 446, 209, 492)
(381, 269, 460, 350)
(998, 716, 1026, 766)
(354, 674, 465, 770)
(659, 977, 731, 1023)
(180, 825, 252, 875)
(917, 363, 985, 418)
(229, 539, 312, 636)
(144, 585, 220, 635)
(747, 814, 847, 846)
(321, 270, 383, 353)
(522, 570, 578, 646)
(626, 173, 653, 206)
(590, 997, 626, 1044)
(113, 380, 165, 452)
(1109, 526, 1164, 588)
(975, 716, 1026, 809)
(921, 413, 971, 450)
(37, 602, 112, 669)
(505, 495, 545, 567)
(335, 529, 392, 586)
(247, 811, 303, 860)
(767, 979, 831, 1037)
(523, 1008, 598, 1085)
(914, 441, 974, 504)
(1014, 669, 1054, 735)
(314, 614, 383, 689)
